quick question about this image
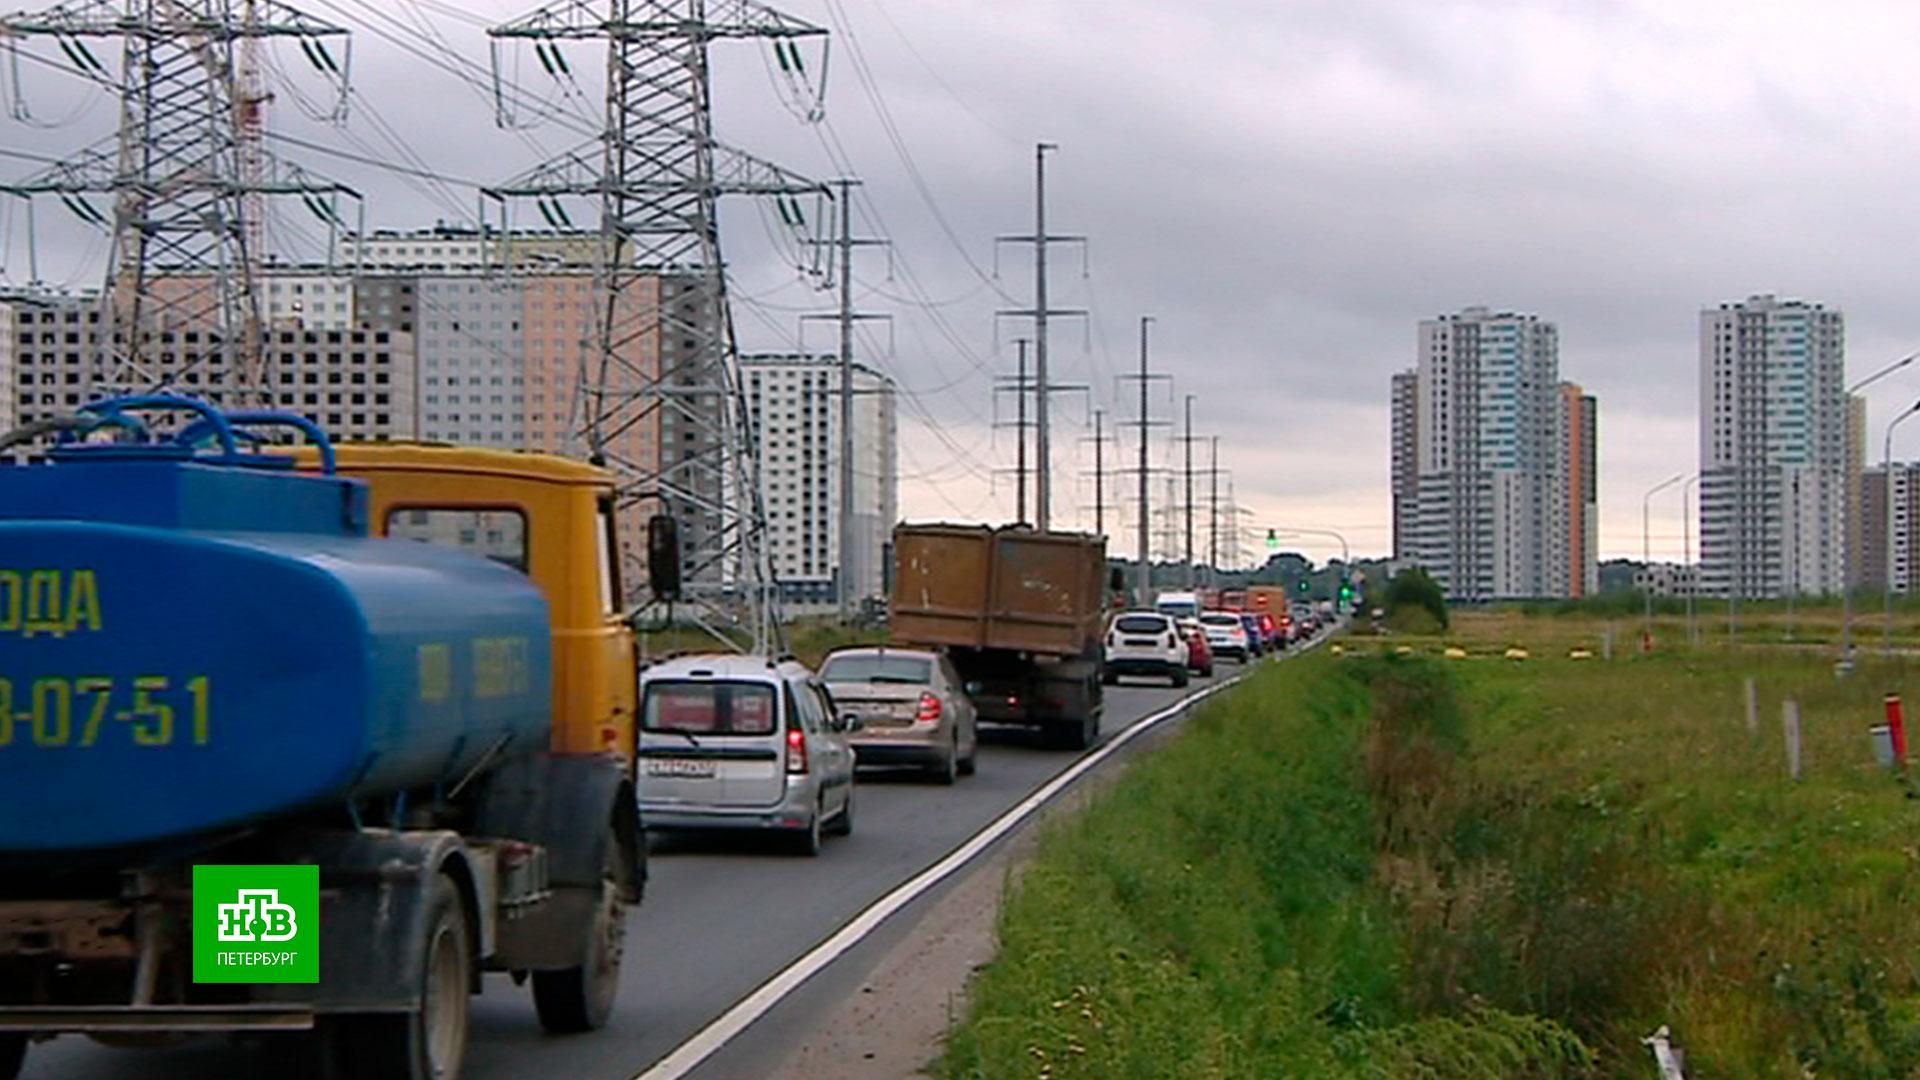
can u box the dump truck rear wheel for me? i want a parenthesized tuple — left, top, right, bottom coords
(533, 830, 627, 1034)
(329, 874, 470, 1080)
(0, 1033, 25, 1080)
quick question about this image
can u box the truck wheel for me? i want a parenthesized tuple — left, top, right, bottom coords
(1051, 711, 1097, 751)
(533, 830, 628, 1034)
(331, 873, 470, 1080)
(1, 1033, 24, 1080)
(1101, 670, 1118, 686)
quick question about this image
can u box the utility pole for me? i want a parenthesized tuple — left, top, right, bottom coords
(996, 142, 1086, 531)
(1118, 316, 1172, 607)
(1014, 340, 1028, 523)
(1181, 394, 1198, 587)
(994, 339, 1035, 524)
(807, 178, 890, 621)
(1081, 409, 1113, 535)
(1207, 437, 1222, 587)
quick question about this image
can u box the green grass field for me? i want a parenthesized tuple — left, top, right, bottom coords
(941, 611, 1920, 1078)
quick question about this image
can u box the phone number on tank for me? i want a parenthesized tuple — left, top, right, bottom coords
(0, 675, 212, 748)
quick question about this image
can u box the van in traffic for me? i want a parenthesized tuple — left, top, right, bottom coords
(638, 655, 857, 855)
(1154, 590, 1200, 620)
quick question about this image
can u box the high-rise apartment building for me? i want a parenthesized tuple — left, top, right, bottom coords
(1389, 369, 1419, 560)
(5, 287, 415, 445)
(1859, 464, 1920, 594)
(742, 354, 897, 612)
(1698, 294, 1846, 599)
(1395, 306, 1585, 600)
(1556, 383, 1598, 597)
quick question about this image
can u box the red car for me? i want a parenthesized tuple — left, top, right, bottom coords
(1183, 621, 1215, 677)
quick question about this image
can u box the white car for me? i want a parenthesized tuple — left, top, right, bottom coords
(1102, 611, 1190, 687)
(1199, 611, 1252, 661)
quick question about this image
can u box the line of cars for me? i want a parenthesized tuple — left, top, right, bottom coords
(634, 645, 981, 855)
(1099, 590, 1303, 688)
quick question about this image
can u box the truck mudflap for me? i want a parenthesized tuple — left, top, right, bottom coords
(256, 829, 473, 1014)
(472, 752, 643, 971)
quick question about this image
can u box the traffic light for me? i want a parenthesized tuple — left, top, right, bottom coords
(1265, 528, 1279, 552)
(1296, 578, 1309, 595)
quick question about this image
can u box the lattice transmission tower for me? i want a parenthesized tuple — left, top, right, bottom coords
(0, 0, 356, 406)
(485, 0, 830, 654)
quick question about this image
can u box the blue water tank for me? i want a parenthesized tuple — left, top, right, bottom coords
(0, 403, 552, 856)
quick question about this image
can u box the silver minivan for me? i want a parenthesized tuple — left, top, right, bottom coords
(637, 655, 856, 855)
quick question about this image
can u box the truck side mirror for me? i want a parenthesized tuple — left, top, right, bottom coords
(647, 513, 682, 601)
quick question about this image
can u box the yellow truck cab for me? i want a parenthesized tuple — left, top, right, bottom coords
(299, 443, 639, 762)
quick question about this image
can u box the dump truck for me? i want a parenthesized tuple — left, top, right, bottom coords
(889, 524, 1109, 749)
(0, 398, 644, 1080)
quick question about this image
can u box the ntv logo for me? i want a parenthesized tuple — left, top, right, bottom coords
(193, 865, 318, 983)
(216, 889, 299, 943)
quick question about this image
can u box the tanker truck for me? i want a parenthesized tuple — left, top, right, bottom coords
(0, 398, 645, 1080)
(889, 524, 1109, 749)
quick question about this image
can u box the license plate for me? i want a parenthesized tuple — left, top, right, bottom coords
(647, 758, 717, 779)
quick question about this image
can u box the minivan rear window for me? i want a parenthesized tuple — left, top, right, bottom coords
(643, 681, 776, 735)
(820, 654, 934, 685)
(1114, 615, 1168, 634)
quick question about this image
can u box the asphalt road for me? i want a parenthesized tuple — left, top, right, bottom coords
(20, 662, 1253, 1080)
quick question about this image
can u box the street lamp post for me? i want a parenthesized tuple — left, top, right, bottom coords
(1267, 525, 1351, 613)
(1682, 474, 1700, 645)
(1643, 473, 1684, 649)
(1841, 353, 1918, 667)
(1885, 401, 1920, 656)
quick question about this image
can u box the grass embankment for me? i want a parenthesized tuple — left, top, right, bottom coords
(943, 618, 1920, 1078)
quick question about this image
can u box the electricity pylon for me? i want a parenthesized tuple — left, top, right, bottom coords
(485, 0, 831, 654)
(0, 0, 355, 406)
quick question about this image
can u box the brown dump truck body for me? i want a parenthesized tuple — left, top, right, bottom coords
(892, 524, 1106, 658)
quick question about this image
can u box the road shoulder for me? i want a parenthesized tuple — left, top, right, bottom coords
(761, 711, 1190, 1080)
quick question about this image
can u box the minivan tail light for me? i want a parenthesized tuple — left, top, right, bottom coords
(916, 691, 942, 724)
(786, 726, 808, 774)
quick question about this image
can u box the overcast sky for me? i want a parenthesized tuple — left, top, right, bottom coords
(6, 0, 1920, 566)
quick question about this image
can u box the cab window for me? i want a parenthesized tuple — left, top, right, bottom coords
(387, 507, 529, 573)
(597, 495, 621, 615)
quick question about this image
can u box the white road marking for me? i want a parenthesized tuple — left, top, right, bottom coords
(633, 635, 1328, 1080)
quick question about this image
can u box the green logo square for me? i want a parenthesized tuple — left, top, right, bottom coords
(192, 865, 319, 984)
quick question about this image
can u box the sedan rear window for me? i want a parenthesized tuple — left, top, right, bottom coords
(1114, 615, 1169, 634)
(820, 654, 934, 684)
(643, 681, 776, 735)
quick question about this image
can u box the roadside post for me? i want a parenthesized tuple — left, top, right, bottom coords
(1744, 677, 1758, 735)
(1886, 693, 1909, 770)
(1784, 699, 1802, 780)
